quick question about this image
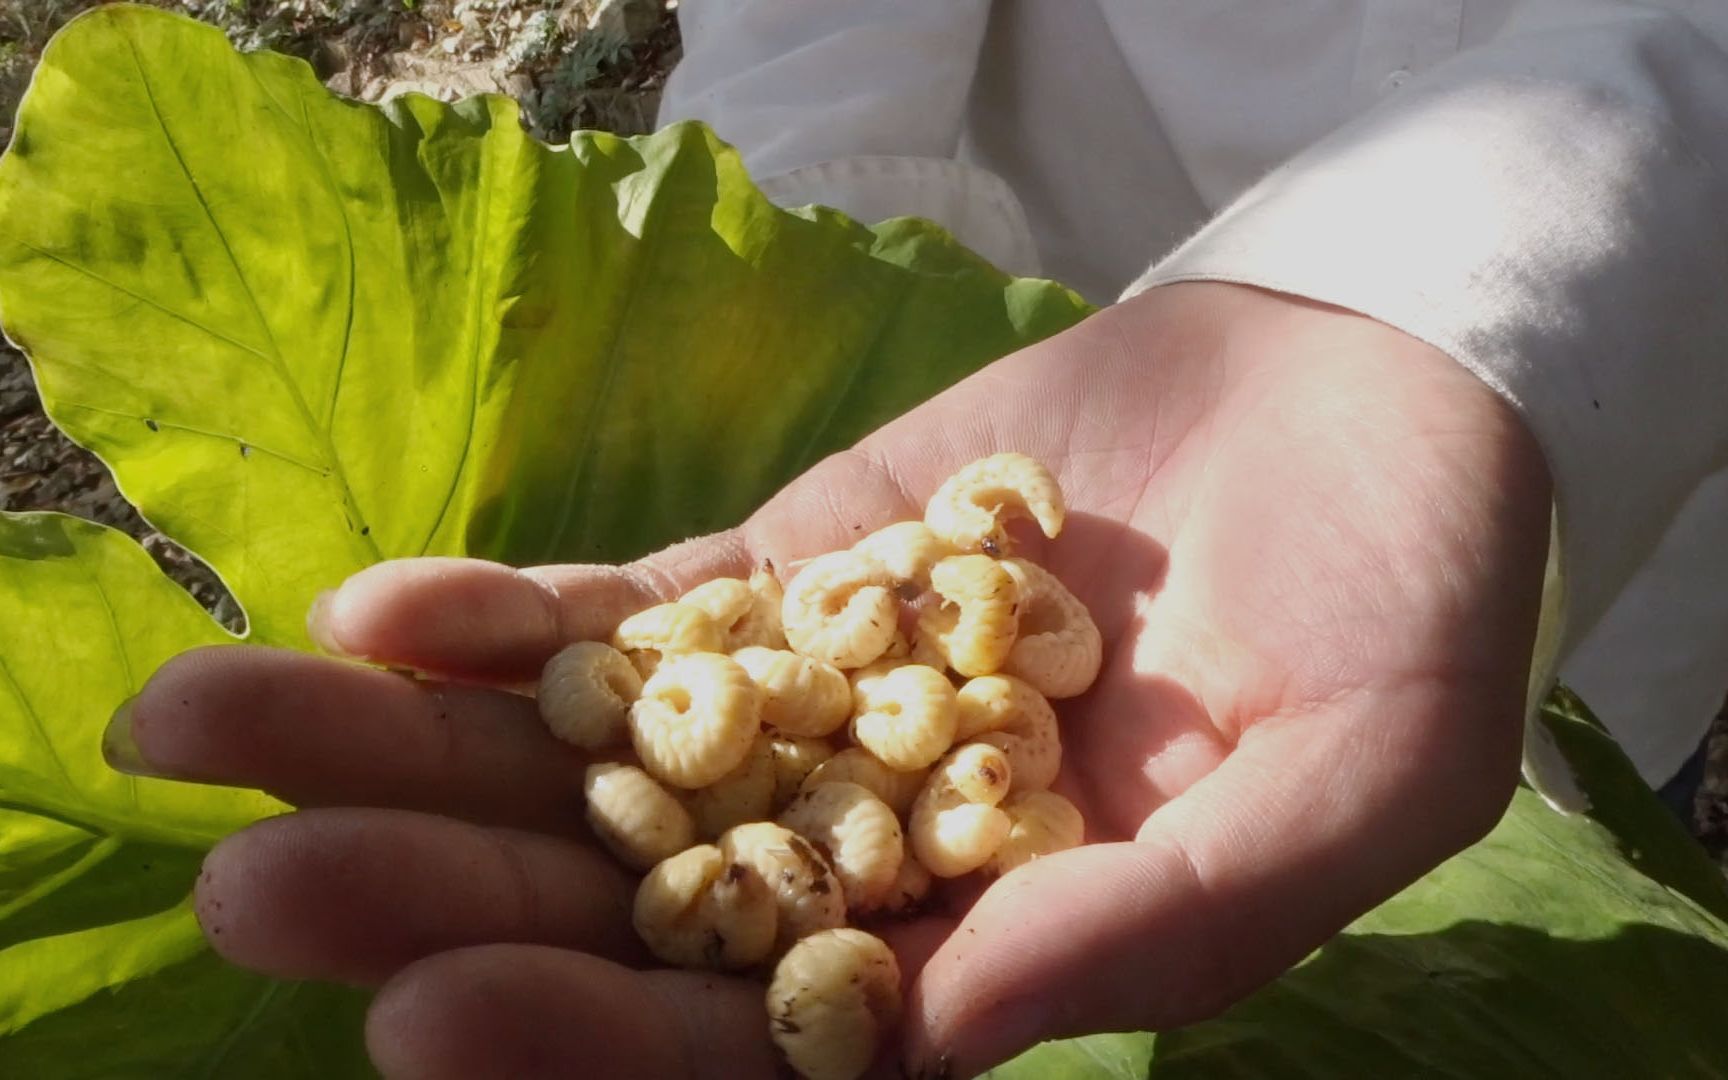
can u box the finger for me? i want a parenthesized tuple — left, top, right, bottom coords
(904, 679, 1527, 1076)
(364, 945, 779, 1080)
(194, 808, 640, 986)
(306, 446, 942, 683)
(113, 645, 588, 833)
(363, 918, 957, 1080)
(308, 533, 768, 683)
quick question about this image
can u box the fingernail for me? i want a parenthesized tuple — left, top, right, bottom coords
(102, 696, 162, 777)
(305, 589, 352, 657)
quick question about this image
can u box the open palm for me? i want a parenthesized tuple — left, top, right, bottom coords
(112, 283, 1552, 1077)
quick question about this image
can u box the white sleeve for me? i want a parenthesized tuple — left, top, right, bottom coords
(657, 0, 1040, 276)
(1127, 7, 1728, 807)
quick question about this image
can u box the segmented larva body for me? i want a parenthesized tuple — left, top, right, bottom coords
(909, 742, 1014, 878)
(629, 652, 761, 789)
(954, 674, 1062, 793)
(778, 781, 904, 913)
(924, 452, 1065, 555)
(984, 790, 1086, 878)
(584, 762, 697, 872)
(611, 601, 726, 679)
(769, 734, 838, 810)
(877, 852, 932, 915)
(767, 928, 902, 1080)
(685, 734, 776, 839)
(732, 646, 852, 738)
(633, 844, 777, 971)
(851, 521, 953, 587)
(882, 627, 950, 673)
(781, 551, 899, 669)
(682, 569, 786, 650)
(678, 577, 752, 629)
(998, 558, 1102, 698)
(720, 822, 847, 954)
(538, 641, 642, 751)
(920, 554, 1019, 678)
(800, 748, 929, 818)
(849, 663, 958, 771)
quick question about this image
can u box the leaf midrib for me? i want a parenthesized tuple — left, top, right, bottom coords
(117, 21, 382, 566)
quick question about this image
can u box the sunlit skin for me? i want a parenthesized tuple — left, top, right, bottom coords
(110, 283, 1552, 1078)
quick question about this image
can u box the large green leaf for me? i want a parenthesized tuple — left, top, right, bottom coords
(0, 6, 1087, 1073)
(0, 513, 281, 844)
(0, 514, 344, 1074)
(0, 3, 1090, 648)
(0, 899, 371, 1079)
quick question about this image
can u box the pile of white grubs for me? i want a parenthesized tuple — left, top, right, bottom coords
(536, 454, 1101, 1080)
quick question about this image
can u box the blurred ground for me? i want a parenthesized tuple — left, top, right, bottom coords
(1, 0, 678, 144)
(1, 0, 1726, 869)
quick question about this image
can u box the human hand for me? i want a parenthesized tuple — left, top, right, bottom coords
(107, 282, 1552, 1077)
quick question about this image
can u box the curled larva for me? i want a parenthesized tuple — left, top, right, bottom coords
(611, 601, 726, 679)
(682, 568, 786, 650)
(737, 567, 788, 649)
(629, 652, 761, 789)
(875, 853, 932, 915)
(998, 558, 1102, 698)
(909, 742, 1013, 878)
(851, 521, 953, 587)
(720, 822, 847, 954)
(733, 646, 851, 738)
(678, 577, 752, 628)
(954, 674, 1061, 793)
(801, 748, 929, 819)
(769, 733, 838, 810)
(634, 844, 777, 971)
(849, 663, 958, 771)
(919, 554, 1019, 678)
(924, 452, 1065, 555)
(584, 762, 697, 872)
(779, 782, 904, 913)
(767, 928, 902, 1080)
(882, 627, 949, 672)
(538, 641, 642, 750)
(781, 551, 898, 669)
(984, 790, 1086, 878)
(685, 734, 776, 839)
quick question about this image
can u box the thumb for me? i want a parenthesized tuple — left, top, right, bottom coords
(903, 695, 1519, 1076)
(901, 841, 1232, 1077)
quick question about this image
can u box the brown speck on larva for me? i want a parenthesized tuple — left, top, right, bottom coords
(721, 823, 846, 953)
(910, 743, 1013, 877)
(768, 929, 901, 1080)
(924, 453, 1064, 555)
